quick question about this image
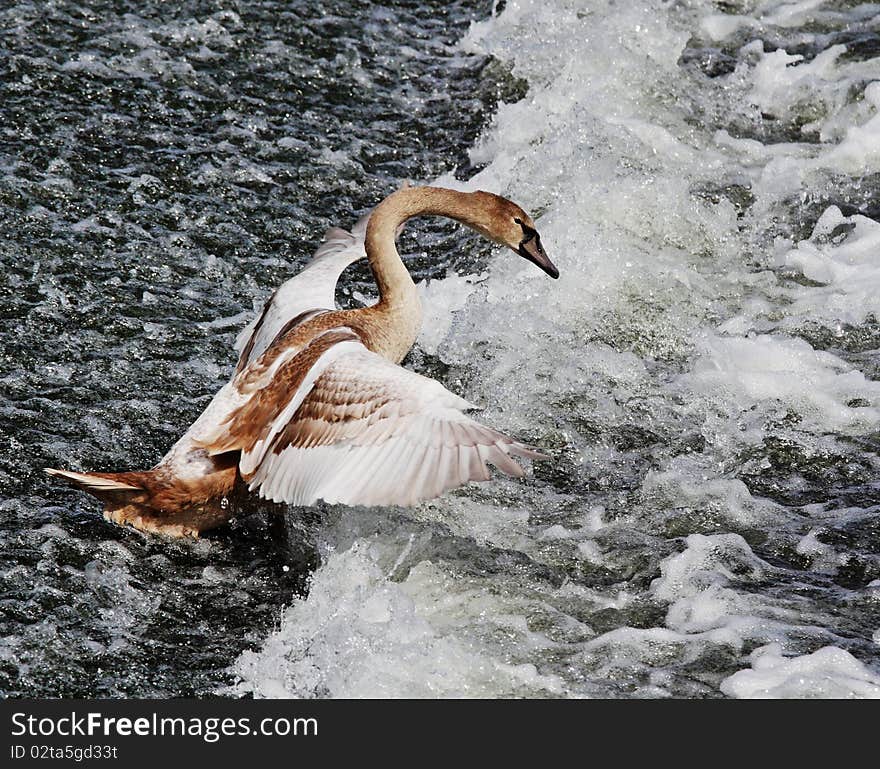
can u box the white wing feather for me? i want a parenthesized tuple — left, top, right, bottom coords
(234, 213, 370, 368)
(219, 341, 543, 507)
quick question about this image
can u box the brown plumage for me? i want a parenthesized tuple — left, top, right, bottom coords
(45, 453, 240, 538)
(46, 186, 558, 537)
(213, 327, 362, 455)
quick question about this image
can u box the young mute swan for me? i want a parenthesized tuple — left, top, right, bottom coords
(46, 186, 559, 537)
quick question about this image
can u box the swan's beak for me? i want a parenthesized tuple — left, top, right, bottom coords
(518, 226, 558, 279)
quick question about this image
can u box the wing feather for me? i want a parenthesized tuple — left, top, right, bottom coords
(233, 215, 369, 370)
(205, 333, 545, 507)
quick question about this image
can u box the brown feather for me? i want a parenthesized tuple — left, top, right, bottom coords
(208, 328, 361, 455)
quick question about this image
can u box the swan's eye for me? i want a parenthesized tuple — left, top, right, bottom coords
(514, 217, 523, 225)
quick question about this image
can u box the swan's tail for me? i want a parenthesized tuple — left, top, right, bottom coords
(44, 467, 147, 500)
(44, 465, 238, 538)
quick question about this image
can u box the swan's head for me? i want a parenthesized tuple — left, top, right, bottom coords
(468, 191, 559, 279)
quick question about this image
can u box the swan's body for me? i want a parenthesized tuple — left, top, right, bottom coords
(47, 186, 558, 537)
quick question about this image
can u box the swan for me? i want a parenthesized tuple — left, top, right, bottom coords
(46, 185, 558, 537)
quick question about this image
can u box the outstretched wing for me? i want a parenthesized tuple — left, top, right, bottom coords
(233, 213, 370, 371)
(205, 329, 543, 507)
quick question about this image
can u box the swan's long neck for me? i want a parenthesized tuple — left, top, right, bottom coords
(362, 186, 486, 361)
(366, 186, 478, 304)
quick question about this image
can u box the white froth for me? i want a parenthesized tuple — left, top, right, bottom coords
(682, 334, 880, 435)
(721, 643, 880, 699)
(230, 542, 566, 698)
(417, 272, 483, 356)
(779, 206, 880, 326)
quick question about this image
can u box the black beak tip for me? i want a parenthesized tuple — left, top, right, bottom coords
(518, 232, 558, 279)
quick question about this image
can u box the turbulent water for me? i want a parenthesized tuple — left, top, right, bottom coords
(3, 0, 880, 699)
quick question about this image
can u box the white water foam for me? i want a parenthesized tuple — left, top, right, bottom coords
(721, 643, 880, 698)
(231, 0, 880, 697)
